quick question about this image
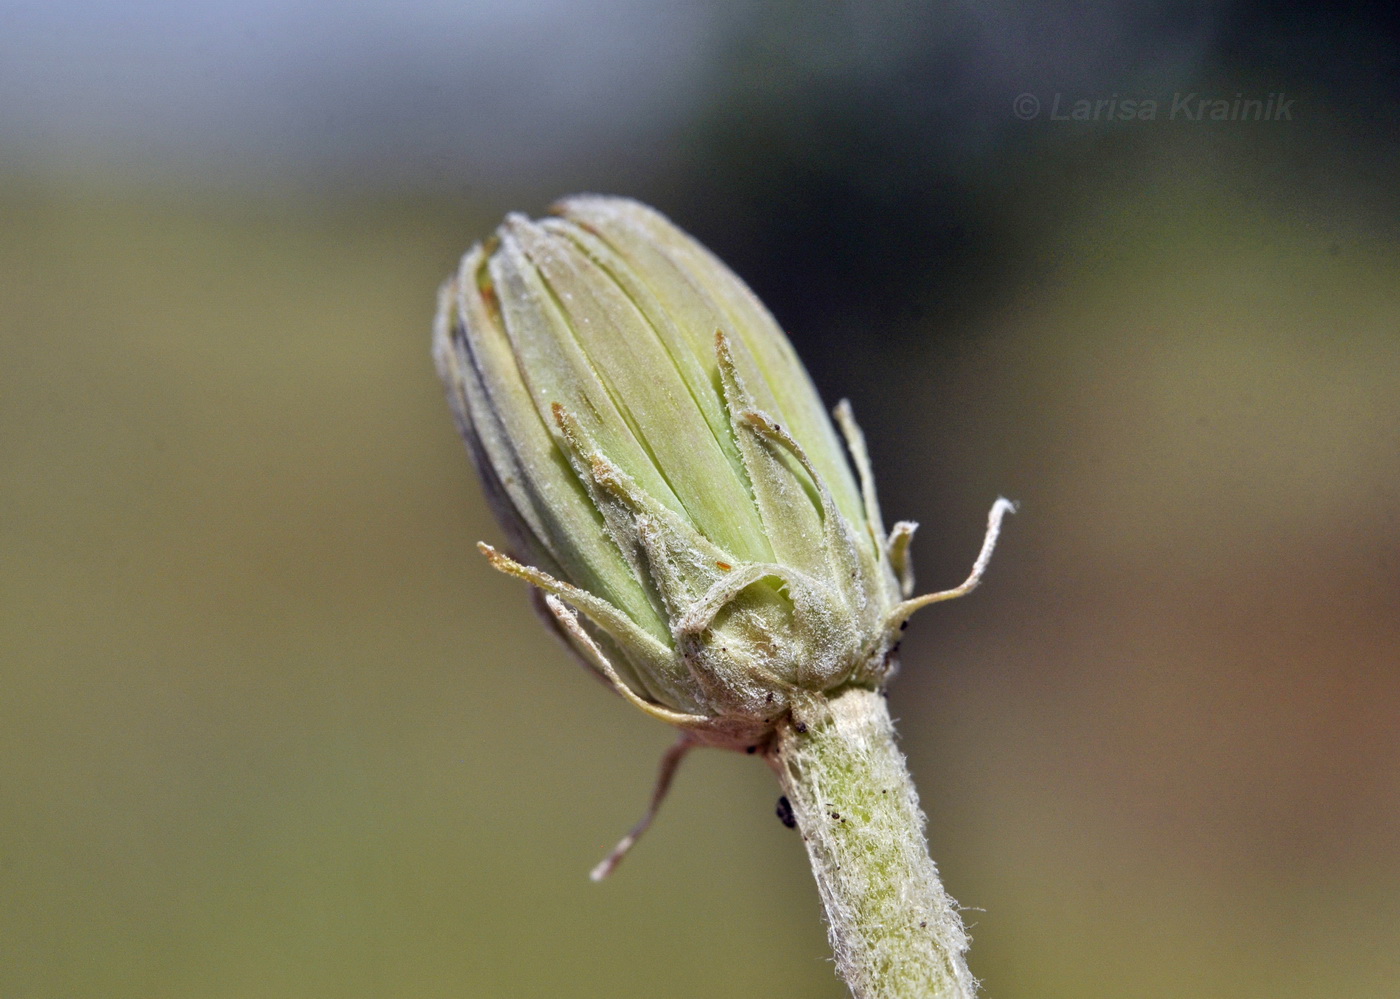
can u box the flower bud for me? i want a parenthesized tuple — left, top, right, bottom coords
(434, 196, 1012, 755)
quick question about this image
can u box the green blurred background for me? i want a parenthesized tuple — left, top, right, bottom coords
(3, 3, 1397, 997)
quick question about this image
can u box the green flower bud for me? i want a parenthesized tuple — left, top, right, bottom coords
(434, 195, 1012, 771)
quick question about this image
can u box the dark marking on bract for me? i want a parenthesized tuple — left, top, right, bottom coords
(776, 795, 797, 829)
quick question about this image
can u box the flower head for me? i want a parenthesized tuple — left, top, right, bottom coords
(434, 196, 1012, 752)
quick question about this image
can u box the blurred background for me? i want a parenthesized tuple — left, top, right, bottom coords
(2, 1, 1397, 996)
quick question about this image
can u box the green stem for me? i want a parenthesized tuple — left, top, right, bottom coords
(769, 686, 976, 999)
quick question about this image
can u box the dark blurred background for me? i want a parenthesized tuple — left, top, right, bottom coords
(3, 2, 1397, 997)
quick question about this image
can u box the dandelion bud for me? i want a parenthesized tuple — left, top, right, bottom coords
(434, 196, 1012, 756)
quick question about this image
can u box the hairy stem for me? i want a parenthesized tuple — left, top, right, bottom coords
(769, 686, 976, 999)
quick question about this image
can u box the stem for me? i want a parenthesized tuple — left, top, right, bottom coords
(769, 686, 976, 999)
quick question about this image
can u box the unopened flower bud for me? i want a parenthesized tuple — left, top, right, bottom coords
(434, 196, 1012, 873)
